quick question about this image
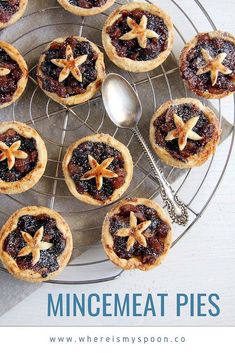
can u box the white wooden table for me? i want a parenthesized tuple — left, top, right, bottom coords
(0, 0, 234, 326)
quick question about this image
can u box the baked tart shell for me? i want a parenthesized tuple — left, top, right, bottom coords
(0, 0, 28, 29)
(0, 40, 28, 109)
(0, 121, 47, 194)
(102, 2, 174, 72)
(149, 98, 221, 169)
(179, 31, 235, 99)
(0, 206, 73, 283)
(102, 197, 173, 271)
(37, 36, 105, 106)
(57, 0, 115, 16)
(62, 133, 133, 206)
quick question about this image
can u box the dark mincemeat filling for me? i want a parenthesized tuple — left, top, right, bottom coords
(181, 33, 235, 95)
(68, 0, 108, 8)
(0, 129, 38, 182)
(0, 48, 22, 104)
(0, 0, 20, 23)
(39, 37, 98, 98)
(153, 103, 215, 163)
(3, 214, 66, 278)
(109, 203, 170, 265)
(68, 141, 126, 201)
(107, 9, 169, 61)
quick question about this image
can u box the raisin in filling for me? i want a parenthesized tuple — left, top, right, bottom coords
(39, 37, 98, 98)
(0, 47, 22, 104)
(68, 141, 126, 201)
(3, 214, 66, 278)
(106, 9, 168, 61)
(0, 129, 38, 182)
(110, 203, 170, 265)
(0, 0, 20, 23)
(153, 103, 215, 163)
(68, 0, 108, 8)
(181, 33, 235, 94)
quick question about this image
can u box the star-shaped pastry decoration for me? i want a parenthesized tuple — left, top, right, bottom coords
(197, 48, 232, 86)
(116, 211, 151, 251)
(80, 155, 118, 190)
(17, 227, 53, 266)
(119, 15, 159, 49)
(0, 140, 28, 170)
(165, 114, 203, 151)
(51, 44, 88, 83)
(0, 67, 10, 77)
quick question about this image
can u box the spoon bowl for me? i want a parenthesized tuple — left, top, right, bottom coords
(101, 73, 142, 129)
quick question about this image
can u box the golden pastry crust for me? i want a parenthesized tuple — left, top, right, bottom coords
(0, 0, 28, 29)
(149, 98, 221, 169)
(102, 197, 172, 271)
(37, 36, 105, 106)
(0, 121, 47, 194)
(57, 0, 115, 16)
(0, 206, 73, 282)
(0, 41, 28, 109)
(179, 31, 235, 99)
(62, 133, 133, 206)
(102, 2, 174, 73)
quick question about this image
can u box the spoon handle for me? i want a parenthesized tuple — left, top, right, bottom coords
(132, 127, 188, 226)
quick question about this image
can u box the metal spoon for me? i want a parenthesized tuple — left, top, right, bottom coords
(102, 73, 188, 226)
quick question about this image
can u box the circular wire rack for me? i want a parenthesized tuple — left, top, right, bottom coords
(0, 0, 234, 284)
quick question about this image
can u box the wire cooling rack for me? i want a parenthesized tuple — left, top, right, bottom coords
(0, 0, 234, 284)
